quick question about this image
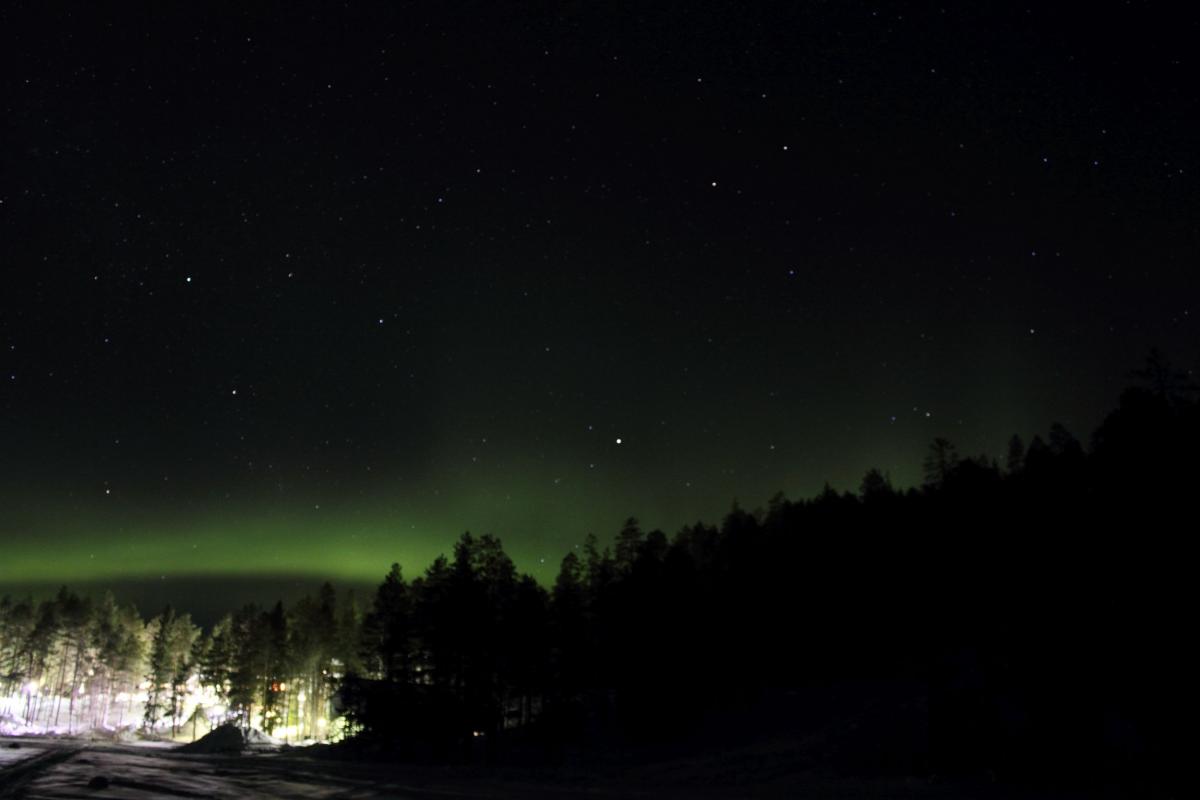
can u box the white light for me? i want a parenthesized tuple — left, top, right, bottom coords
(615, 438, 622, 444)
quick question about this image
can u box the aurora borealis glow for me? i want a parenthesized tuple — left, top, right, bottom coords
(2, 3, 1196, 606)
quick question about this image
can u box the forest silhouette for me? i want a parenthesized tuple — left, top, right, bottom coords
(2, 351, 1194, 793)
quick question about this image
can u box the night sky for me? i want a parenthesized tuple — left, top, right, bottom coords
(2, 3, 1196, 594)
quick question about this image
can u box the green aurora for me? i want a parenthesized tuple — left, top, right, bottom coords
(1, 451, 928, 589)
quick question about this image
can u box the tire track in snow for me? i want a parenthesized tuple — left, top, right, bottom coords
(0, 747, 83, 798)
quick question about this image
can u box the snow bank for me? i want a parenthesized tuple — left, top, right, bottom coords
(0, 712, 36, 736)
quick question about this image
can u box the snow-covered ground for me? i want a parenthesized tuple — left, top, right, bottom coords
(2, 738, 390, 799)
(1, 682, 247, 742)
(1, 734, 1093, 799)
(0, 739, 47, 768)
(2, 739, 570, 799)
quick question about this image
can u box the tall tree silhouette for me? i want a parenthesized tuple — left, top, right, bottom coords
(923, 437, 959, 488)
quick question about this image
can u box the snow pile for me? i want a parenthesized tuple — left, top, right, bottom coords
(178, 723, 247, 753)
(86, 726, 142, 745)
(177, 723, 281, 754)
(244, 728, 282, 747)
(0, 712, 36, 736)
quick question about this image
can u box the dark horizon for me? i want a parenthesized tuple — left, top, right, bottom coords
(1, 574, 374, 629)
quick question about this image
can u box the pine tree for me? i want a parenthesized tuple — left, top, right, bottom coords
(923, 437, 959, 488)
(143, 606, 175, 733)
(260, 602, 289, 733)
(227, 604, 263, 730)
(613, 517, 643, 574)
(1006, 434, 1025, 474)
(859, 468, 895, 503)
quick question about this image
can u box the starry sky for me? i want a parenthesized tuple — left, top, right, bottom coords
(1, 2, 1196, 596)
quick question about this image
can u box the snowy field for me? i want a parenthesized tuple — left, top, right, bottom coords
(1, 738, 685, 799)
(2, 737, 460, 799)
(0, 735, 1098, 799)
(2, 741, 398, 799)
(2, 737, 627, 799)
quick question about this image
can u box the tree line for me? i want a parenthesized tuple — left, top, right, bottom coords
(343, 352, 1196, 777)
(0, 582, 362, 740)
(2, 351, 1195, 787)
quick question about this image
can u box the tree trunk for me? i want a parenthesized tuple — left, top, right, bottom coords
(52, 644, 69, 727)
(67, 637, 84, 733)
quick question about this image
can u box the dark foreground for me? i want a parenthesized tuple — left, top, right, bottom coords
(1, 735, 1115, 800)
